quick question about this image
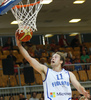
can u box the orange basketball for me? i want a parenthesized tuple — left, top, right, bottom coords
(17, 28, 33, 42)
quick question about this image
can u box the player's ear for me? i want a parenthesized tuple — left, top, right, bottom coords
(60, 60, 63, 64)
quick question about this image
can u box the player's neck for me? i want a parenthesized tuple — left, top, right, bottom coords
(52, 66, 62, 72)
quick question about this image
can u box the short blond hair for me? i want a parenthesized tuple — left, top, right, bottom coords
(55, 52, 65, 67)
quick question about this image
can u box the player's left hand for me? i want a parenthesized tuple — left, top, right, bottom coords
(82, 89, 90, 99)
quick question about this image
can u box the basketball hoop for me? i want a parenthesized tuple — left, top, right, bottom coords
(11, 0, 43, 33)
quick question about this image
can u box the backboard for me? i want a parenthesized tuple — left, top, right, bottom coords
(0, 0, 4, 5)
(0, 0, 22, 15)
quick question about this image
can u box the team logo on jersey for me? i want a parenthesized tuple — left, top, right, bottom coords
(50, 92, 71, 98)
(50, 92, 56, 98)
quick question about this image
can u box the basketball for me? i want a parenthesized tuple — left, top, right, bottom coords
(17, 28, 33, 42)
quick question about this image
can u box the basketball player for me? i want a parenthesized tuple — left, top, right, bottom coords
(15, 33, 90, 100)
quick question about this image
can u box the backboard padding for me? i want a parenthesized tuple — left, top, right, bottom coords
(0, 0, 22, 15)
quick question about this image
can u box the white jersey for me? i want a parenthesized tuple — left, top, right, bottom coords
(43, 68, 72, 100)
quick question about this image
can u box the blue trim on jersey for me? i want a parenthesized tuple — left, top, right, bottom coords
(68, 97, 72, 100)
(0, 0, 22, 15)
(46, 83, 52, 100)
(64, 69, 70, 81)
(68, 71, 70, 81)
(43, 68, 49, 82)
(63, 68, 68, 72)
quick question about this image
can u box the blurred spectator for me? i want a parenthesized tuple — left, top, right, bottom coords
(72, 56, 76, 64)
(40, 58, 46, 65)
(22, 42, 29, 50)
(44, 57, 51, 68)
(39, 98, 43, 100)
(9, 96, 14, 100)
(3, 37, 13, 50)
(89, 58, 91, 63)
(19, 93, 26, 100)
(64, 57, 72, 70)
(13, 60, 18, 74)
(43, 40, 51, 51)
(59, 34, 69, 47)
(78, 94, 82, 100)
(31, 45, 36, 52)
(29, 92, 39, 100)
(39, 92, 44, 100)
(7, 49, 17, 62)
(53, 48, 59, 54)
(65, 57, 72, 64)
(27, 41, 33, 47)
(24, 98, 28, 100)
(21, 58, 30, 67)
(23, 98, 28, 100)
(64, 48, 73, 58)
(41, 92, 44, 100)
(67, 53, 73, 63)
(28, 47, 35, 57)
(7, 49, 18, 84)
(89, 47, 91, 55)
(67, 51, 73, 58)
(13, 60, 19, 85)
(81, 51, 89, 63)
(64, 48, 73, 63)
(34, 45, 44, 59)
(84, 58, 90, 70)
(70, 35, 80, 48)
(80, 44, 88, 56)
(75, 55, 81, 63)
(42, 50, 49, 58)
(74, 58, 82, 71)
(50, 39, 56, 52)
(0, 96, 4, 100)
(72, 94, 78, 100)
(20, 58, 30, 73)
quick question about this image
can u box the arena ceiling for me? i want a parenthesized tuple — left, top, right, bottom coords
(0, 0, 91, 36)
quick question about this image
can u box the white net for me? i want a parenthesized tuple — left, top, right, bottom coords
(11, 0, 43, 33)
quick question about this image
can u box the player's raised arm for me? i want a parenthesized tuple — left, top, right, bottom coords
(69, 72, 90, 98)
(15, 32, 47, 75)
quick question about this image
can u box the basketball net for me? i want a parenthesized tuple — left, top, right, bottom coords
(11, 0, 43, 33)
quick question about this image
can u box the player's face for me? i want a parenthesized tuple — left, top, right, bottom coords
(51, 53, 62, 67)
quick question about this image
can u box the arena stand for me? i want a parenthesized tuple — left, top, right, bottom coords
(0, 41, 91, 99)
(0, 63, 91, 99)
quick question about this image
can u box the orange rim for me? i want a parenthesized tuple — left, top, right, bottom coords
(12, 0, 42, 9)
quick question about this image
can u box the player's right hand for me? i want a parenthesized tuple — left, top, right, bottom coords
(15, 30, 21, 46)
